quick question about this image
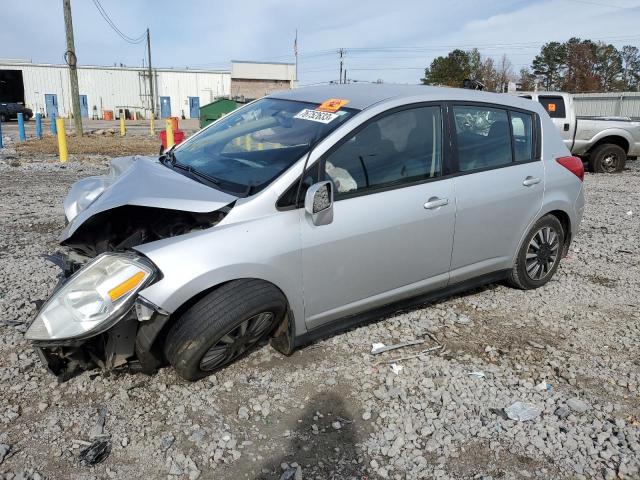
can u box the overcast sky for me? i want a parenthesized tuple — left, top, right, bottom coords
(2, 0, 639, 85)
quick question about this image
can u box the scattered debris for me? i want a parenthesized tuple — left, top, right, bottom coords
(381, 345, 443, 364)
(0, 444, 10, 465)
(468, 371, 486, 379)
(390, 363, 404, 375)
(89, 407, 108, 440)
(504, 401, 541, 421)
(371, 339, 424, 355)
(79, 439, 112, 466)
(331, 421, 342, 430)
(527, 340, 546, 349)
(280, 465, 303, 480)
(535, 381, 552, 391)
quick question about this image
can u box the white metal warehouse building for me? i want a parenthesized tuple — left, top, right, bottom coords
(0, 60, 295, 120)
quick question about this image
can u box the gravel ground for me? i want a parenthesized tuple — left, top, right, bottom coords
(0, 154, 639, 480)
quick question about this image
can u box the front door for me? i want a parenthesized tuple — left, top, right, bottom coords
(160, 96, 171, 118)
(448, 104, 544, 282)
(188, 96, 200, 119)
(44, 94, 58, 118)
(300, 105, 456, 329)
(79, 95, 88, 118)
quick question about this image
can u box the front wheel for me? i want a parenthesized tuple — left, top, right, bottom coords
(164, 279, 286, 381)
(589, 143, 626, 173)
(507, 215, 565, 290)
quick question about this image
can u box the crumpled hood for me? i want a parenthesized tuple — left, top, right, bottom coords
(60, 155, 238, 242)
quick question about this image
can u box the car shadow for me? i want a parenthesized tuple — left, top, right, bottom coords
(252, 391, 368, 479)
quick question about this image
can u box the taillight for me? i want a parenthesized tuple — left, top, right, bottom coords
(556, 156, 584, 181)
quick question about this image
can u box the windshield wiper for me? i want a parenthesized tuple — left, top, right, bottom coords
(173, 162, 221, 185)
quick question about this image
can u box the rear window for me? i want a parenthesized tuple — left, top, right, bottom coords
(538, 96, 566, 118)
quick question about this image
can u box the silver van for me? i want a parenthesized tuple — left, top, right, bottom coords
(26, 85, 585, 381)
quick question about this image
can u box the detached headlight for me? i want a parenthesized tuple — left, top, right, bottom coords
(26, 253, 156, 341)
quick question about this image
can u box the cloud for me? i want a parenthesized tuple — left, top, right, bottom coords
(1, 0, 638, 84)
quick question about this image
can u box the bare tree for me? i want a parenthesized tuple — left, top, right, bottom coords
(496, 54, 514, 93)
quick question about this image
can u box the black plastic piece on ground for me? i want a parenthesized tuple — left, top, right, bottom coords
(79, 440, 111, 466)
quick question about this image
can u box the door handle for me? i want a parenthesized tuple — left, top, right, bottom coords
(424, 197, 449, 210)
(522, 176, 541, 187)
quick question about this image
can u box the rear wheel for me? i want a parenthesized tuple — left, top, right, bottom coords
(589, 143, 626, 173)
(164, 279, 286, 381)
(508, 215, 565, 290)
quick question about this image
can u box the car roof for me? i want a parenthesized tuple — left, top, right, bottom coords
(269, 83, 546, 113)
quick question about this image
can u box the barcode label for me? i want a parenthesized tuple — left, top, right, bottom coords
(294, 109, 339, 124)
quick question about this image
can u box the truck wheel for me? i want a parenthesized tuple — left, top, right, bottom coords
(507, 214, 565, 290)
(164, 279, 286, 381)
(589, 144, 626, 173)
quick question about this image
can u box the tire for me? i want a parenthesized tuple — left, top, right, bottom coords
(589, 143, 626, 173)
(0, 113, 5, 122)
(23, 113, 31, 121)
(164, 279, 286, 381)
(507, 214, 565, 290)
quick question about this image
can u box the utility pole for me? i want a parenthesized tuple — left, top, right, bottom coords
(294, 29, 298, 87)
(146, 28, 155, 118)
(338, 48, 344, 84)
(62, 0, 83, 136)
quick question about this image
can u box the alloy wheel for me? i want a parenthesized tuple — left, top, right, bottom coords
(601, 153, 619, 173)
(199, 312, 274, 371)
(525, 226, 560, 281)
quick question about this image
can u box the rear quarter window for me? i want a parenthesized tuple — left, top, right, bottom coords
(538, 96, 566, 118)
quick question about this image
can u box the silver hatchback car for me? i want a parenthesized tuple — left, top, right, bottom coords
(27, 85, 585, 381)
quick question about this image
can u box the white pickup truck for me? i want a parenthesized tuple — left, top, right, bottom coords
(519, 92, 640, 173)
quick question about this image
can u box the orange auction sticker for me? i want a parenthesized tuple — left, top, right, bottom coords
(317, 98, 350, 112)
(548, 103, 556, 112)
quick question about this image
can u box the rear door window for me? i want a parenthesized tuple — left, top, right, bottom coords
(510, 111, 534, 162)
(538, 96, 566, 118)
(452, 106, 512, 172)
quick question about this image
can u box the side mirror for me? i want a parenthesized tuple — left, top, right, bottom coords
(304, 181, 333, 226)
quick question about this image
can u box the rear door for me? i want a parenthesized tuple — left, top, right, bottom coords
(299, 104, 456, 329)
(448, 103, 544, 283)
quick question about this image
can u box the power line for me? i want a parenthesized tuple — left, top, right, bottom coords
(91, 0, 146, 44)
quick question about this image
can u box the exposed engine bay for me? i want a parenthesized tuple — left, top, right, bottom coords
(30, 155, 237, 380)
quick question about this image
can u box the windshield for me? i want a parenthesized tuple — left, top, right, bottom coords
(171, 98, 357, 196)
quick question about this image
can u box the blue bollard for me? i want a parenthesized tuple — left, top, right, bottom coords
(17, 112, 26, 141)
(35, 113, 42, 139)
(0, 115, 3, 149)
(50, 114, 57, 135)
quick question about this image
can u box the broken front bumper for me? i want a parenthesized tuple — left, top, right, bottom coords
(33, 303, 171, 380)
(29, 252, 170, 380)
